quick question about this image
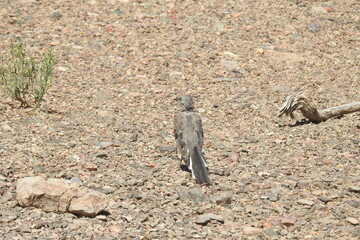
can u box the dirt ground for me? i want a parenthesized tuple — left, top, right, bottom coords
(0, 0, 359, 239)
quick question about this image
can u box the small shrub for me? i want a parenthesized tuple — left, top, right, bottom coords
(0, 39, 55, 107)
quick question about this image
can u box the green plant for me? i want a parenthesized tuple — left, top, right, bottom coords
(0, 39, 55, 107)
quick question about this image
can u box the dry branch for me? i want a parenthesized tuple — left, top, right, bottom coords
(279, 94, 360, 122)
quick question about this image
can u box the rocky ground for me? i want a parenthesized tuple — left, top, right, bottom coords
(0, 0, 359, 239)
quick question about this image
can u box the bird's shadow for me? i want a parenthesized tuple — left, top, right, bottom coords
(180, 164, 191, 173)
(279, 119, 316, 128)
(279, 115, 345, 128)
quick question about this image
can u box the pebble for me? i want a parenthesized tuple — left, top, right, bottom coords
(195, 214, 224, 225)
(317, 196, 332, 203)
(348, 186, 360, 193)
(307, 23, 320, 33)
(84, 162, 98, 171)
(70, 177, 83, 185)
(158, 145, 176, 152)
(207, 213, 224, 223)
(214, 192, 232, 205)
(99, 141, 114, 149)
(223, 51, 239, 59)
(2, 124, 12, 131)
(297, 199, 315, 206)
(220, 60, 239, 71)
(109, 225, 122, 235)
(117, 62, 127, 67)
(51, 12, 63, 20)
(263, 229, 279, 237)
(195, 214, 211, 225)
(228, 152, 239, 162)
(101, 186, 116, 194)
(95, 153, 109, 158)
(18, 222, 31, 233)
(345, 217, 359, 225)
(243, 226, 262, 235)
(218, 77, 231, 82)
(346, 200, 359, 208)
(312, 6, 328, 14)
(281, 216, 296, 227)
(178, 189, 207, 203)
(268, 189, 280, 202)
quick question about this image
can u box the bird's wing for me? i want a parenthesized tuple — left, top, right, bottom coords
(174, 113, 187, 159)
(192, 113, 204, 149)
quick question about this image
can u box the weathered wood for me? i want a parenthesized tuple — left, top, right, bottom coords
(279, 94, 360, 122)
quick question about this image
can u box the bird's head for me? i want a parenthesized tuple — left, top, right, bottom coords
(176, 95, 194, 111)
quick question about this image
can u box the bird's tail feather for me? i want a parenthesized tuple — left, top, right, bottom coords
(188, 146, 210, 184)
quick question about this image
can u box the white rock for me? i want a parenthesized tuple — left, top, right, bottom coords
(16, 176, 108, 217)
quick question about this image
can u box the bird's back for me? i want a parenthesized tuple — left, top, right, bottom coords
(175, 111, 203, 150)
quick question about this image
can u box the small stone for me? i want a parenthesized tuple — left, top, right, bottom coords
(223, 51, 239, 59)
(297, 199, 315, 206)
(129, 133, 138, 142)
(243, 226, 262, 235)
(68, 191, 109, 217)
(117, 62, 127, 67)
(218, 77, 231, 82)
(178, 189, 207, 203)
(228, 152, 239, 162)
(346, 217, 359, 225)
(32, 220, 48, 229)
(33, 165, 46, 174)
(263, 229, 279, 237)
(0, 174, 6, 181)
(348, 186, 360, 193)
(18, 222, 31, 233)
(2, 124, 12, 131)
(218, 183, 232, 191)
(346, 200, 359, 208)
(101, 186, 116, 194)
(96, 215, 107, 221)
(195, 214, 211, 225)
(220, 60, 239, 71)
(0, 210, 19, 221)
(70, 177, 83, 185)
(281, 216, 296, 227)
(57, 66, 69, 72)
(109, 225, 123, 235)
(95, 153, 108, 158)
(99, 141, 114, 149)
(117, 150, 131, 157)
(158, 145, 176, 152)
(28, 208, 43, 218)
(195, 213, 223, 225)
(258, 171, 271, 177)
(84, 162, 98, 171)
(272, 85, 292, 93)
(214, 192, 232, 205)
(226, 221, 242, 229)
(268, 189, 280, 202)
(317, 196, 332, 203)
(208, 213, 224, 223)
(256, 48, 264, 55)
(51, 12, 63, 20)
(307, 23, 320, 33)
(312, 6, 328, 14)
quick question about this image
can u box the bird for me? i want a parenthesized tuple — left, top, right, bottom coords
(174, 95, 210, 184)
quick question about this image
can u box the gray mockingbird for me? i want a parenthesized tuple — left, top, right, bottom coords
(174, 95, 210, 184)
